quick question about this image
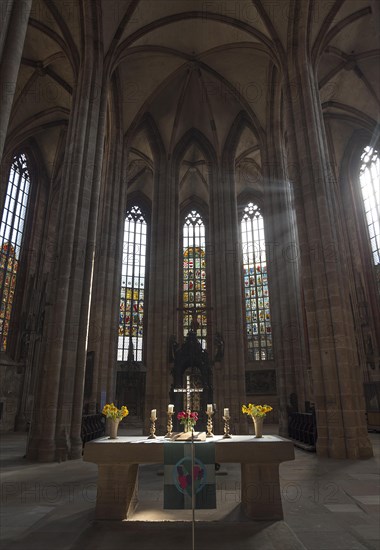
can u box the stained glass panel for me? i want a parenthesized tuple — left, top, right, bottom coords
(117, 206, 147, 362)
(360, 146, 380, 266)
(241, 203, 273, 361)
(0, 153, 30, 351)
(183, 211, 207, 349)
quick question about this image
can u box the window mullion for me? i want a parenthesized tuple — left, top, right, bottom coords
(241, 203, 272, 361)
(118, 206, 147, 362)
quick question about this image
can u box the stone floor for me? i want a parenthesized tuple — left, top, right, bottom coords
(0, 426, 379, 550)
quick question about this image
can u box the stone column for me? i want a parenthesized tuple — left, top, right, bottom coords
(68, 82, 108, 459)
(210, 152, 246, 433)
(87, 83, 124, 413)
(262, 68, 311, 436)
(0, 0, 32, 160)
(27, 1, 106, 462)
(145, 136, 175, 435)
(282, 3, 372, 458)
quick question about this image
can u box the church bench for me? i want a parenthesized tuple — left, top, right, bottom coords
(288, 412, 317, 449)
(81, 413, 105, 444)
(83, 434, 295, 521)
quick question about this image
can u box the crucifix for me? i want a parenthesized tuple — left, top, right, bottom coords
(174, 375, 203, 411)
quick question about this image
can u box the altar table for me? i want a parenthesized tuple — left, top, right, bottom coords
(83, 434, 295, 521)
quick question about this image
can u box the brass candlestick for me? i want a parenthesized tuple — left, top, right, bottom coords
(222, 415, 232, 439)
(206, 411, 214, 438)
(148, 417, 157, 439)
(165, 412, 174, 438)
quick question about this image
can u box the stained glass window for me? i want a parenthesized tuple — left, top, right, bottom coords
(0, 153, 31, 351)
(183, 210, 207, 349)
(117, 206, 147, 362)
(241, 203, 273, 361)
(360, 146, 380, 265)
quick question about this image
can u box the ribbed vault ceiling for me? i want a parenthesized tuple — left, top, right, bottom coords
(5, 0, 380, 188)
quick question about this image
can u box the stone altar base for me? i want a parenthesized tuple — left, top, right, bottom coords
(83, 435, 295, 521)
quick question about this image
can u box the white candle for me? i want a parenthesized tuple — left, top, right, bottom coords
(168, 404, 174, 413)
(207, 404, 213, 414)
(151, 409, 157, 420)
(224, 408, 229, 418)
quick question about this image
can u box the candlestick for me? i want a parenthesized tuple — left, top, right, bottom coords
(222, 414, 232, 439)
(165, 411, 174, 438)
(148, 416, 157, 439)
(168, 404, 174, 414)
(206, 408, 214, 438)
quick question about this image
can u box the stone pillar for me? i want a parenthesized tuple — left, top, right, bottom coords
(282, 4, 372, 458)
(262, 69, 311, 436)
(0, 0, 32, 160)
(27, 1, 106, 462)
(210, 152, 246, 433)
(145, 133, 175, 435)
(87, 84, 125, 413)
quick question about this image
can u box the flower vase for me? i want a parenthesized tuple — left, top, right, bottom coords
(253, 416, 264, 438)
(109, 418, 121, 439)
(183, 421, 194, 433)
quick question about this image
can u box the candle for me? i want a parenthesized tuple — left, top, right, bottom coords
(168, 404, 174, 413)
(223, 408, 229, 418)
(151, 409, 157, 420)
(207, 404, 213, 414)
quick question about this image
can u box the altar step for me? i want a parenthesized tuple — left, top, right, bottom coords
(77, 520, 306, 550)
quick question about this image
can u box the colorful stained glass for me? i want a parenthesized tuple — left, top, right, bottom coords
(241, 203, 273, 361)
(0, 154, 30, 351)
(183, 211, 207, 349)
(360, 146, 379, 266)
(117, 206, 147, 362)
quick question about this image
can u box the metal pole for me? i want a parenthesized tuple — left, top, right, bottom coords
(191, 427, 195, 550)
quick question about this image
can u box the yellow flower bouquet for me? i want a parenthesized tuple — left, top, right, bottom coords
(102, 403, 129, 420)
(242, 403, 273, 418)
(242, 403, 273, 438)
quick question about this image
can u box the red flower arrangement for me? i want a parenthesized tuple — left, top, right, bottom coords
(177, 410, 198, 432)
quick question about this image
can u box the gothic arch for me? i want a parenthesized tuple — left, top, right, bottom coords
(222, 111, 264, 167)
(180, 196, 209, 225)
(125, 112, 166, 169)
(125, 191, 152, 223)
(223, 112, 264, 211)
(173, 128, 217, 168)
(173, 128, 217, 210)
(237, 191, 264, 219)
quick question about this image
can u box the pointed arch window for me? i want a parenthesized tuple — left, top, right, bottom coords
(241, 202, 273, 361)
(118, 205, 147, 362)
(0, 153, 31, 351)
(360, 145, 380, 265)
(182, 210, 207, 349)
